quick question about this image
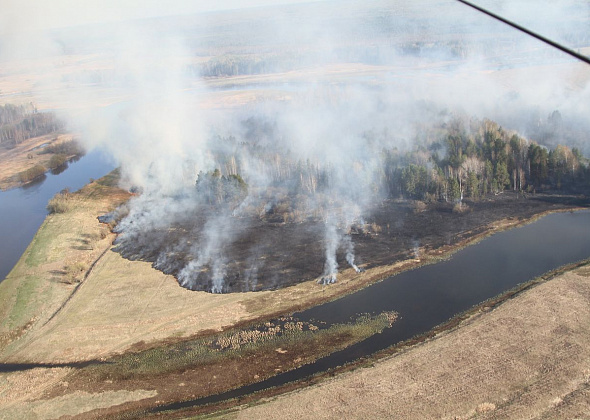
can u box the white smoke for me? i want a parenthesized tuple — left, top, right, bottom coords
(1, 1, 589, 291)
(342, 235, 362, 273)
(412, 239, 421, 260)
(319, 218, 339, 285)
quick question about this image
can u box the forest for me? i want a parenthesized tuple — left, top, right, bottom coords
(387, 115, 588, 203)
(0, 103, 63, 147)
(199, 114, 589, 220)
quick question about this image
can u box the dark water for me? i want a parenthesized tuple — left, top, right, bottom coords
(153, 209, 590, 413)
(0, 149, 115, 281)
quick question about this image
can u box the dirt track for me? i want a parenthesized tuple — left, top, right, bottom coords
(225, 264, 590, 420)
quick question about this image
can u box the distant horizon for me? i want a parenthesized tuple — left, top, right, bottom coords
(0, 0, 330, 33)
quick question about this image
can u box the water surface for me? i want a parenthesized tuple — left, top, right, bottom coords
(153, 209, 590, 412)
(0, 149, 115, 281)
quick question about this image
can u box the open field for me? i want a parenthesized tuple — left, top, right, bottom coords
(218, 263, 590, 420)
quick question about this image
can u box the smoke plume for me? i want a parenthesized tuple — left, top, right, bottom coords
(1, 1, 589, 292)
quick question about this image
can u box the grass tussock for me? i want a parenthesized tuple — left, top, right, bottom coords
(47, 190, 72, 214)
(18, 164, 45, 183)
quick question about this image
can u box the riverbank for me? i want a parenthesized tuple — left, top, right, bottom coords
(0, 132, 80, 191)
(0, 172, 588, 418)
(221, 261, 590, 420)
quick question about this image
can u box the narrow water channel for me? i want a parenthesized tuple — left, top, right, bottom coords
(0, 149, 115, 281)
(153, 209, 590, 413)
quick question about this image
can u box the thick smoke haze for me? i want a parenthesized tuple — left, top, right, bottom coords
(1, 0, 589, 292)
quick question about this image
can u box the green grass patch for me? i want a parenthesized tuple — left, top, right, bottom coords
(96, 168, 121, 188)
(0, 274, 40, 331)
(8, 275, 37, 329)
(80, 312, 397, 382)
(0, 219, 59, 331)
(24, 220, 56, 267)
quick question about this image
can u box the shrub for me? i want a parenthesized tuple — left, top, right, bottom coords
(452, 202, 470, 214)
(18, 164, 45, 183)
(48, 153, 68, 168)
(64, 261, 87, 283)
(47, 192, 71, 214)
(369, 222, 382, 233)
(413, 200, 427, 213)
(41, 139, 84, 156)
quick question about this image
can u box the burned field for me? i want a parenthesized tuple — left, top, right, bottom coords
(109, 190, 582, 293)
(113, 210, 329, 292)
(103, 106, 590, 295)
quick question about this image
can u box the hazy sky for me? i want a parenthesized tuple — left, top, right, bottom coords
(0, 0, 327, 31)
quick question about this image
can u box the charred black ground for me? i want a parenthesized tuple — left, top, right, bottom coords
(105, 114, 590, 293)
(109, 192, 588, 292)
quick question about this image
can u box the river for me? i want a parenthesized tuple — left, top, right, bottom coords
(0, 149, 116, 282)
(153, 209, 590, 412)
(1, 150, 589, 413)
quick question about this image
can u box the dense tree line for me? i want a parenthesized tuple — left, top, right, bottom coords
(199, 116, 588, 219)
(388, 118, 588, 202)
(196, 169, 248, 207)
(198, 55, 287, 77)
(0, 104, 63, 147)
